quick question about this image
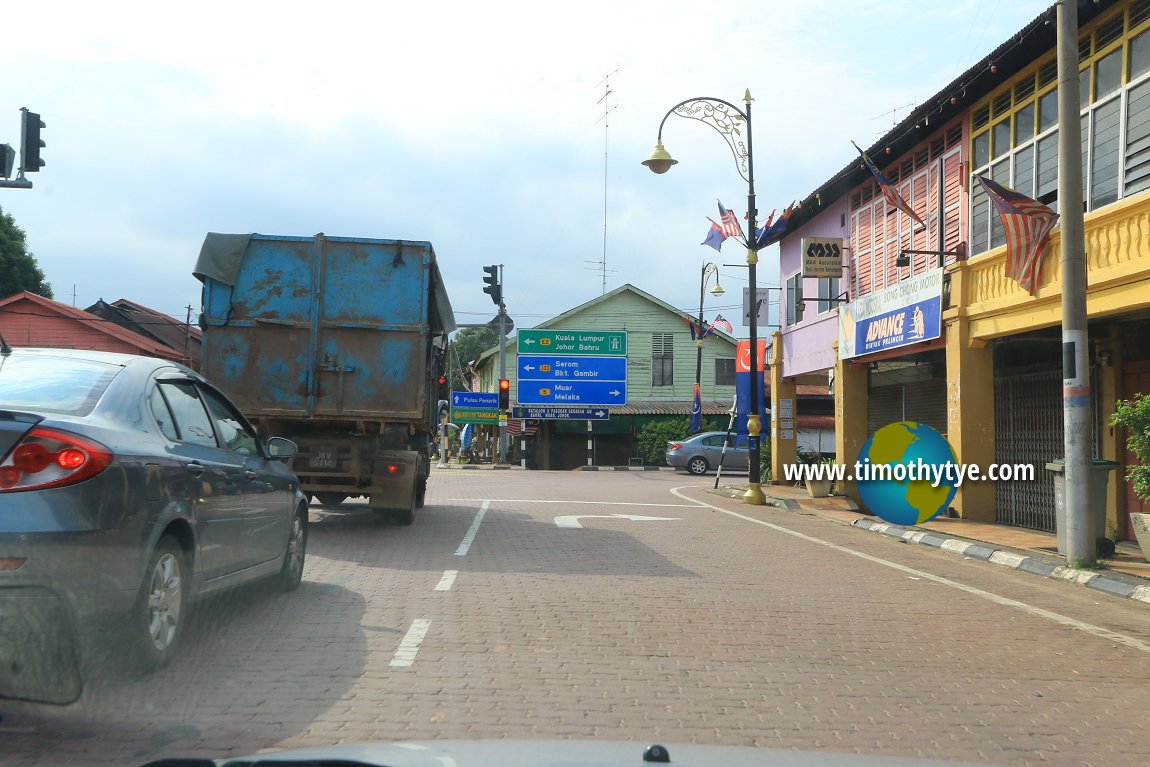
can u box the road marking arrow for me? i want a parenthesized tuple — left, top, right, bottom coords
(554, 513, 680, 529)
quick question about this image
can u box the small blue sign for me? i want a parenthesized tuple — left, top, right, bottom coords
(518, 355, 627, 381)
(516, 379, 626, 406)
(451, 391, 499, 409)
(512, 406, 610, 420)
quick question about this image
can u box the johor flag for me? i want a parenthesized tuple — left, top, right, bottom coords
(689, 383, 702, 435)
(852, 141, 926, 228)
(976, 175, 1059, 295)
(701, 218, 726, 251)
(712, 315, 734, 335)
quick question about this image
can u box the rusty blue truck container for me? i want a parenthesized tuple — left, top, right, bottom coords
(194, 232, 455, 523)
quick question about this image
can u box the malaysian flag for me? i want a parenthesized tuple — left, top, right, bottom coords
(976, 175, 1059, 295)
(717, 200, 745, 241)
(712, 315, 734, 335)
(852, 141, 926, 228)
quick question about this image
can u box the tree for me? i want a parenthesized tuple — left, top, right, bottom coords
(448, 326, 498, 391)
(0, 205, 52, 299)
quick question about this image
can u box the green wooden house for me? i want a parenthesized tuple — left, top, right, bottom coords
(470, 284, 739, 469)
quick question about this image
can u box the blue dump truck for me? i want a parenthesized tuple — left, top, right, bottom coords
(194, 232, 455, 524)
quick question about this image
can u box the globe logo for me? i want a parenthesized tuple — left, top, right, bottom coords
(855, 421, 959, 526)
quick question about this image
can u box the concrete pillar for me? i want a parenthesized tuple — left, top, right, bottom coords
(944, 303, 996, 522)
(833, 340, 868, 505)
(769, 332, 796, 482)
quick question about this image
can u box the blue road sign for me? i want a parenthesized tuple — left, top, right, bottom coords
(451, 391, 499, 409)
(512, 406, 610, 420)
(518, 355, 627, 381)
(516, 379, 626, 406)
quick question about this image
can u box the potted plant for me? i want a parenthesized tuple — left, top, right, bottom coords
(805, 456, 836, 498)
(1111, 393, 1150, 561)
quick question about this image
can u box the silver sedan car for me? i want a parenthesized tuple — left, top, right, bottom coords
(665, 431, 749, 475)
(0, 347, 308, 704)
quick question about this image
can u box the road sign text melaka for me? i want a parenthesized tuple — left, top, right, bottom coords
(517, 329, 627, 357)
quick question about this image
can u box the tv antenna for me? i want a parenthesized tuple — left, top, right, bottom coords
(589, 67, 620, 295)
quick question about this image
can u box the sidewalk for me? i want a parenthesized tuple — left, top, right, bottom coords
(711, 480, 1150, 606)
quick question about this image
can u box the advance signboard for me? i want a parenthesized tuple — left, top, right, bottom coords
(838, 268, 943, 359)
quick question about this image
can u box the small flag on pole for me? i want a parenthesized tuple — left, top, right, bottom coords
(702, 218, 726, 251)
(712, 315, 734, 335)
(689, 382, 702, 435)
(717, 200, 745, 241)
(975, 175, 1059, 295)
(852, 141, 926, 228)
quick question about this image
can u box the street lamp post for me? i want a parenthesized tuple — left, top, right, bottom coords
(643, 90, 765, 505)
(694, 263, 725, 429)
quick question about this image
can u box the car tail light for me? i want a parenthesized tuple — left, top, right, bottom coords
(668, 442, 682, 451)
(0, 427, 112, 492)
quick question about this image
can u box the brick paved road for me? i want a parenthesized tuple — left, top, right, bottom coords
(4, 469, 1150, 766)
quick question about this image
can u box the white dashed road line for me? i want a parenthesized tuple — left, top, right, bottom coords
(454, 500, 489, 556)
(435, 570, 458, 591)
(390, 619, 432, 667)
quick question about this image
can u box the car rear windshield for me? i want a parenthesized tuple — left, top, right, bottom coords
(0, 355, 122, 416)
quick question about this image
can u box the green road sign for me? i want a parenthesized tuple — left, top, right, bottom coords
(517, 329, 627, 357)
(451, 407, 501, 425)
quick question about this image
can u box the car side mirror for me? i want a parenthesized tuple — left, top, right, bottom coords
(266, 436, 298, 459)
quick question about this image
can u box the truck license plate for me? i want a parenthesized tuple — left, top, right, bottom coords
(311, 447, 337, 469)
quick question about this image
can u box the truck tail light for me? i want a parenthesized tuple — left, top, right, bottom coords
(0, 427, 112, 492)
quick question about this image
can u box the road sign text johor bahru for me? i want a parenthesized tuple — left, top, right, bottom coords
(517, 330, 627, 357)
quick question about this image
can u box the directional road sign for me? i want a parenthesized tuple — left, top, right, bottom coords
(516, 379, 626, 406)
(451, 407, 501, 425)
(518, 355, 626, 381)
(451, 391, 499, 409)
(517, 329, 627, 357)
(512, 406, 610, 420)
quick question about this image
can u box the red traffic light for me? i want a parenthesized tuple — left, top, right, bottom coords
(498, 378, 510, 409)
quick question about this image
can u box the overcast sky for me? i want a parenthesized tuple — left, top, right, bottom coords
(5, 0, 1053, 334)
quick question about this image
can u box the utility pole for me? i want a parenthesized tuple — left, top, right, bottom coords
(1058, 0, 1094, 566)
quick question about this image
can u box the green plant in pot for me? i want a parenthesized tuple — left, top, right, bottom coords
(1111, 393, 1150, 561)
(805, 456, 837, 498)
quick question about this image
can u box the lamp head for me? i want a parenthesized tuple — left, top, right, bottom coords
(710, 281, 725, 297)
(642, 142, 678, 174)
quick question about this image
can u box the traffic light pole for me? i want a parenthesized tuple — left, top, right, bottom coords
(497, 263, 508, 464)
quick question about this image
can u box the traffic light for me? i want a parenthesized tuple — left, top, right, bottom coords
(0, 144, 13, 179)
(498, 378, 510, 410)
(482, 265, 502, 305)
(19, 109, 45, 174)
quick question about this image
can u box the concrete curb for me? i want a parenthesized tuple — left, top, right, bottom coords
(575, 466, 679, 472)
(852, 517, 1150, 606)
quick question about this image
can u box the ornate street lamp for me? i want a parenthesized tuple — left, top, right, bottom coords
(643, 90, 765, 505)
(693, 263, 725, 433)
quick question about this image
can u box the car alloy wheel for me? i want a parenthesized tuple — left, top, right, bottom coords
(687, 456, 709, 476)
(279, 505, 308, 591)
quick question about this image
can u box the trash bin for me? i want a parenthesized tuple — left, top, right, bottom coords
(1045, 459, 1119, 555)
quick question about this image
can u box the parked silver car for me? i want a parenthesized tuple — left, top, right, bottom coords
(665, 431, 749, 475)
(0, 347, 308, 704)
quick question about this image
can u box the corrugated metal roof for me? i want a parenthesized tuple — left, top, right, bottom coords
(611, 400, 735, 416)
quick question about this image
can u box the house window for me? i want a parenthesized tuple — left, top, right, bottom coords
(652, 333, 674, 387)
(786, 273, 804, 326)
(715, 358, 735, 386)
(818, 277, 841, 314)
(969, 8, 1150, 256)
